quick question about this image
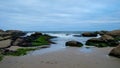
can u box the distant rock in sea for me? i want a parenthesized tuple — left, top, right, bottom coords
(65, 40, 83, 47)
(81, 32, 97, 37)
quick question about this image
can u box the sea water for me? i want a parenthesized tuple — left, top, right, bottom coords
(26, 31, 100, 55)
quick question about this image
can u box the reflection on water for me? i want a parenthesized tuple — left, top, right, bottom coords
(28, 33, 97, 55)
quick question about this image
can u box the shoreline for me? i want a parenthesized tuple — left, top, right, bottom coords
(0, 47, 120, 68)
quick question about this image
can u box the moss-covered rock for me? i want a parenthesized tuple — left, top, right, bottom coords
(0, 54, 3, 61)
(3, 48, 36, 56)
(86, 35, 119, 47)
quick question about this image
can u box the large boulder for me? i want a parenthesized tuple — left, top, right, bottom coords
(100, 34, 114, 41)
(86, 35, 119, 47)
(11, 37, 32, 47)
(66, 41, 83, 47)
(109, 44, 120, 58)
(0, 39, 11, 49)
(6, 30, 26, 41)
(12, 37, 24, 46)
(82, 32, 97, 37)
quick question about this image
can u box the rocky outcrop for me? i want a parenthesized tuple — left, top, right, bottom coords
(0, 36, 11, 41)
(82, 32, 97, 37)
(95, 31, 108, 35)
(0, 30, 26, 41)
(86, 35, 119, 47)
(11, 32, 55, 47)
(106, 30, 120, 37)
(12, 37, 25, 46)
(11, 36, 33, 47)
(66, 41, 83, 47)
(109, 44, 120, 58)
(6, 30, 26, 40)
(106, 30, 120, 41)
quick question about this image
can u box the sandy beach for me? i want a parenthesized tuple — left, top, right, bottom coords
(0, 47, 120, 68)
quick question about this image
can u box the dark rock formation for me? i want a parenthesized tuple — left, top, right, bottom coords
(86, 35, 119, 47)
(0, 29, 4, 32)
(106, 30, 120, 37)
(109, 44, 120, 58)
(82, 32, 97, 37)
(11, 37, 33, 47)
(6, 30, 26, 40)
(0, 30, 26, 41)
(66, 41, 83, 47)
(31, 32, 42, 37)
(106, 30, 120, 41)
(11, 32, 55, 47)
(95, 30, 108, 35)
(12, 37, 25, 46)
(73, 35, 82, 37)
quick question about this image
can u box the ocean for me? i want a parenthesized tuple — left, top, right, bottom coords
(26, 31, 100, 55)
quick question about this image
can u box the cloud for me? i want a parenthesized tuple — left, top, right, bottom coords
(0, 0, 120, 31)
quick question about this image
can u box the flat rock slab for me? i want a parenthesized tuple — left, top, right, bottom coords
(0, 39, 11, 48)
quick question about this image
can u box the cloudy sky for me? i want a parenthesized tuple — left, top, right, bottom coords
(0, 0, 120, 31)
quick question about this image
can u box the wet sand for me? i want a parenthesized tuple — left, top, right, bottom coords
(0, 47, 120, 68)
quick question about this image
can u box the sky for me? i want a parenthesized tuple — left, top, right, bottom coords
(0, 0, 120, 31)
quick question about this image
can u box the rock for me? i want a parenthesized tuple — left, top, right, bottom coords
(11, 37, 32, 47)
(31, 32, 42, 37)
(6, 30, 26, 38)
(106, 30, 120, 37)
(0, 32, 11, 37)
(66, 34, 70, 36)
(95, 30, 108, 35)
(86, 35, 119, 47)
(109, 44, 120, 58)
(106, 30, 120, 41)
(0, 36, 11, 41)
(73, 35, 82, 37)
(82, 32, 97, 37)
(0, 29, 4, 32)
(100, 34, 114, 41)
(0, 39, 11, 49)
(12, 37, 24, 46)
(0, 49, 15, 55)
(21, 42, 32, 47)
(66, 41, 83, 47)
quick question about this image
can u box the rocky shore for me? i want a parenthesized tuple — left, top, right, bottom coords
(0, 29, 120, 61)
(0, 29, 56, 60)
(81, 30, 120, 58)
